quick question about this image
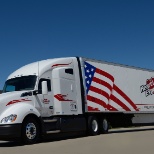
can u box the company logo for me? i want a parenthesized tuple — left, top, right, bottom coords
(43, 99, 50, 104)
(140, 77, 154, 97)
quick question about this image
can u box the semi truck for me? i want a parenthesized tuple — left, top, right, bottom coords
(0, 57, 154, 144)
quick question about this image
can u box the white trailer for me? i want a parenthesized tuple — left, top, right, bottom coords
(0, 57, 154, 144)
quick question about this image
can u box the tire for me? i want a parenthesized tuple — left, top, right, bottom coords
(21, 117, 40, 144)
(100, 118, 109, 134)
(87, 116, 99, 136)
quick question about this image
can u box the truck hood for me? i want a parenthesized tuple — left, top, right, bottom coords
(0, 91, 32, 115)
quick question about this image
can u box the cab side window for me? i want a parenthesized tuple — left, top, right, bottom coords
(38, 79, 51, 93)
(65, 68, 74, 75)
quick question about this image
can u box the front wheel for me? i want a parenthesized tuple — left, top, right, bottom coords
(21, 117, 40, 144)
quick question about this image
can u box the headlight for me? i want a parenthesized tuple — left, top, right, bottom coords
(1, 114, 17, 124)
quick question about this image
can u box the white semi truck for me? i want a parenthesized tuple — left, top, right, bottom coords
(0, 57, 154, 144)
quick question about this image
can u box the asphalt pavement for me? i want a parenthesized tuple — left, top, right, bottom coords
(0, 126, 154, 154)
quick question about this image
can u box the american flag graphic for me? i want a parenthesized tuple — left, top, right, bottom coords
(84, 61, 139, 112)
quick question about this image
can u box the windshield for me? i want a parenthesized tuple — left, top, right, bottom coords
(3, 75, 37, 93)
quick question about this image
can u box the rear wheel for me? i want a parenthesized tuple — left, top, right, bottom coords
(87, 116, 99, 136)
(21, 117, 40, 144)
(100, 118, 109, 134)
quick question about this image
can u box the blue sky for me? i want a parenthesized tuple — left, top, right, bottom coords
(0, 0, 154, 89)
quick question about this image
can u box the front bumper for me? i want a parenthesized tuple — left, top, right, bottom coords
(0, 124, 21, 140)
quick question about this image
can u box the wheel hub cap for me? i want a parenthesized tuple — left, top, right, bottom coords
(92, 120, 98, 132)
(26, 123, 37, 140)
(103, 120, 108, 131)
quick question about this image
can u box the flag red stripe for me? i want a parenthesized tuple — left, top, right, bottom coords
(113, 84, 138, 111)
(87, 95, 107, 108)
(107, 104, 118, 111)
(110, 94, 131, 111)
(88, 106, 100, 111)
(96, 68, 114, 82)
(93, 77, 113, 92)
(89, 86, 110, 100)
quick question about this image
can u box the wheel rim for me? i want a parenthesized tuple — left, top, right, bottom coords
(92, 120, 98, 132)
(103, 119, 108, 131)
(26, 123, 37, 140)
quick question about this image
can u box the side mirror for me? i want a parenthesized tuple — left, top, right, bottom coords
(33, 90, 38, 95)
(42, 81, 48, 95)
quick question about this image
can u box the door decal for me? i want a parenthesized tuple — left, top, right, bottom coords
(54, 94, 73, 102)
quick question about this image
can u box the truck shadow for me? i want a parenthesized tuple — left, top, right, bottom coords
(109, 127, 154, 134)
(0, 141, 23, 147)
(0, 132, 86, 147)
(0, 127, 154, 147)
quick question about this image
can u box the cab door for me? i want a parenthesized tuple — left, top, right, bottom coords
(38, 78, 54, 117)
(34, 69, 54, 117)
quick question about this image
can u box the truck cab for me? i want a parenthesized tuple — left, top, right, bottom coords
(0, 57, 86, 144)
